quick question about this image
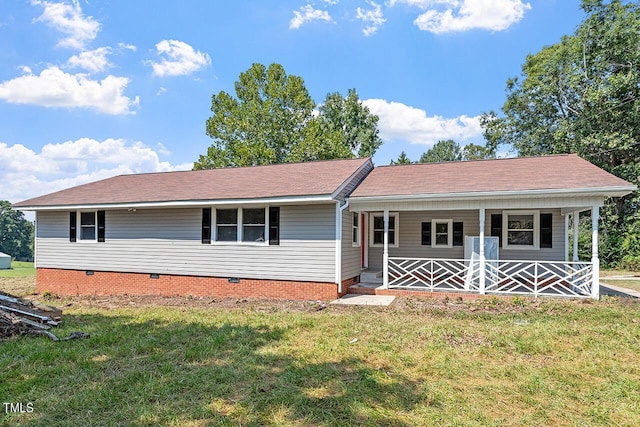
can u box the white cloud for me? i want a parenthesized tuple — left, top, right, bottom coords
(356, 1, 386, 36)
(32, 0, 100, 49)
(148, 40, 211, 77)
(390, 0, 531, 33)
(363, 99, 482, 145)
(289, 5, 333, 29)
(118, 42, 137, 52)
(67, 47, 112, 73)
(0, 66, 139, 115)
(0, 138, 192, 203)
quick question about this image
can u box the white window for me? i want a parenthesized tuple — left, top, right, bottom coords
(214, 207, 269, 244)
(79, 211, 96, 241)
(215, 209, 238, 242)
(242, 208, 265, 242)
(431, 219, 453, 248)
(352, 213, 361, 247)
(369, 213, 399, 247)
(503, 210, 540, 249)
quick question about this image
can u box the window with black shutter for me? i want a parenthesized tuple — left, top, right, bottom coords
(202, 208, 212, 244)
(269, 207, 280, 245)
(421, 222, 431, 246)
(540, 213, 553, 248)
(69, 211, 77, 242)
(97, 210, 105, 242)
(491, 214, 502, 247)
(453, 222, 464, 246)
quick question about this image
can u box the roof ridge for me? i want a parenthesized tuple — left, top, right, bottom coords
(113, 156, 371, 178)
(376, 153, 577, 168)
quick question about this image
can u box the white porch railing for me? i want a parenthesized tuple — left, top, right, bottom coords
(388, 257, 594, 298)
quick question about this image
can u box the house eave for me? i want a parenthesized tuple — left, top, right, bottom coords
(14, 194, 337, 211)
(348, 186, 636, 204)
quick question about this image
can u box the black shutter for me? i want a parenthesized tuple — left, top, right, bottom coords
(202, 208, 212, 244)
(540, 213, 553, 248)
(97, 210, 106, 242)
(421, 222, 431, 246)
(69, 211, 77, 242)
(269, 207, 280, 245)
(453, 222, 464, 246)
(491, 214, 502, 247)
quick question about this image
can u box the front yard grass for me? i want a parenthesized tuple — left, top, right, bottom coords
(0, 261, 35, 278)
(1, 280, 639, 426)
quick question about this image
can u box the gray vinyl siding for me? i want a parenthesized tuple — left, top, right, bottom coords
(341, 209, 361, 280)
(36, 204, 337, 283)
(367, 209, 565, 271)
(335, 161, 373, 202)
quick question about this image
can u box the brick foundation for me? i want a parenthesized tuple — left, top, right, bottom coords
(36, 268, 357, 301)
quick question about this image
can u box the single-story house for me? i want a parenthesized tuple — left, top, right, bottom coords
(13, 154, 635, 300)
(0, 252, 11, 270)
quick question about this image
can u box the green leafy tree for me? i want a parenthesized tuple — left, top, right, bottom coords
(194, 63, 382, 169)
(419, 140, 462, 163)
(418, 140, 496, 163)
(390, 151, 413, 165)
(481, 0, 640, 267)
(319, 89, 383, 158)
(0, 201, 33, 261)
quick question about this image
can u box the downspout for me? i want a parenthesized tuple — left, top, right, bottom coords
(336, 200, 350, 295)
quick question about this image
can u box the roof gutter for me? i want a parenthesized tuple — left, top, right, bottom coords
(335, 200, 350, 295)
(13, 194, 337, 211)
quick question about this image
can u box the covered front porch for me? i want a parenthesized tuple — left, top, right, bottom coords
(344, 155, 635, 301)
(350, 205, 601, 299)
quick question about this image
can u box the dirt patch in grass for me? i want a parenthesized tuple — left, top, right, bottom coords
(0, 276, 36, 297)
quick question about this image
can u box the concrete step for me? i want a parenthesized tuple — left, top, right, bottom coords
(360, 271, 382, 283)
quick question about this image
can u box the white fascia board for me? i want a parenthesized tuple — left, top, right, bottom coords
(330, 159, 374, 200)
(14, 194, 336, 211)
(348, 185, 637, 204)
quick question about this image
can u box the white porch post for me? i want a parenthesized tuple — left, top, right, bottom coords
(383, 209, 389, 289)
(573, 212, 580, 262)
(479, 208, 486, 295)
(564, 214, 569, 262)
(591, 206, 600, 300)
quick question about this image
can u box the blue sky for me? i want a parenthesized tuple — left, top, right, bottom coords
(1, 0, 586, 204)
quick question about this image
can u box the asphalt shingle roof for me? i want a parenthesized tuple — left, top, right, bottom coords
(349, 154, 633, 198)
(13, 157, 372, 208)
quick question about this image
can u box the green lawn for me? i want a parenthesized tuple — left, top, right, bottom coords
(1, 289, 639, 426)
(0, 261, 35, 278)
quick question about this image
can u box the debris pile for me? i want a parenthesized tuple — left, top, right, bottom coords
(0, 291, 85, 341)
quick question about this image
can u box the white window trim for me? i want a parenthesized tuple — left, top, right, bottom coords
(352, 212, 361, 247)
(77, 211, 97, 243)
(369, 212, 399, 248)
(431, 219, 453, 248)
(503, 210, 540, 250)
(213, 207, 270, 246)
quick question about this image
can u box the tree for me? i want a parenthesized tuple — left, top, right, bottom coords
(194, 63, 383, 169)
(0, 201, 33, 261)
(319, 89, 383, 158)
(390, 151, 412, 165)
(481, 0, 640, 266)
(419, 140, 462, 163)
